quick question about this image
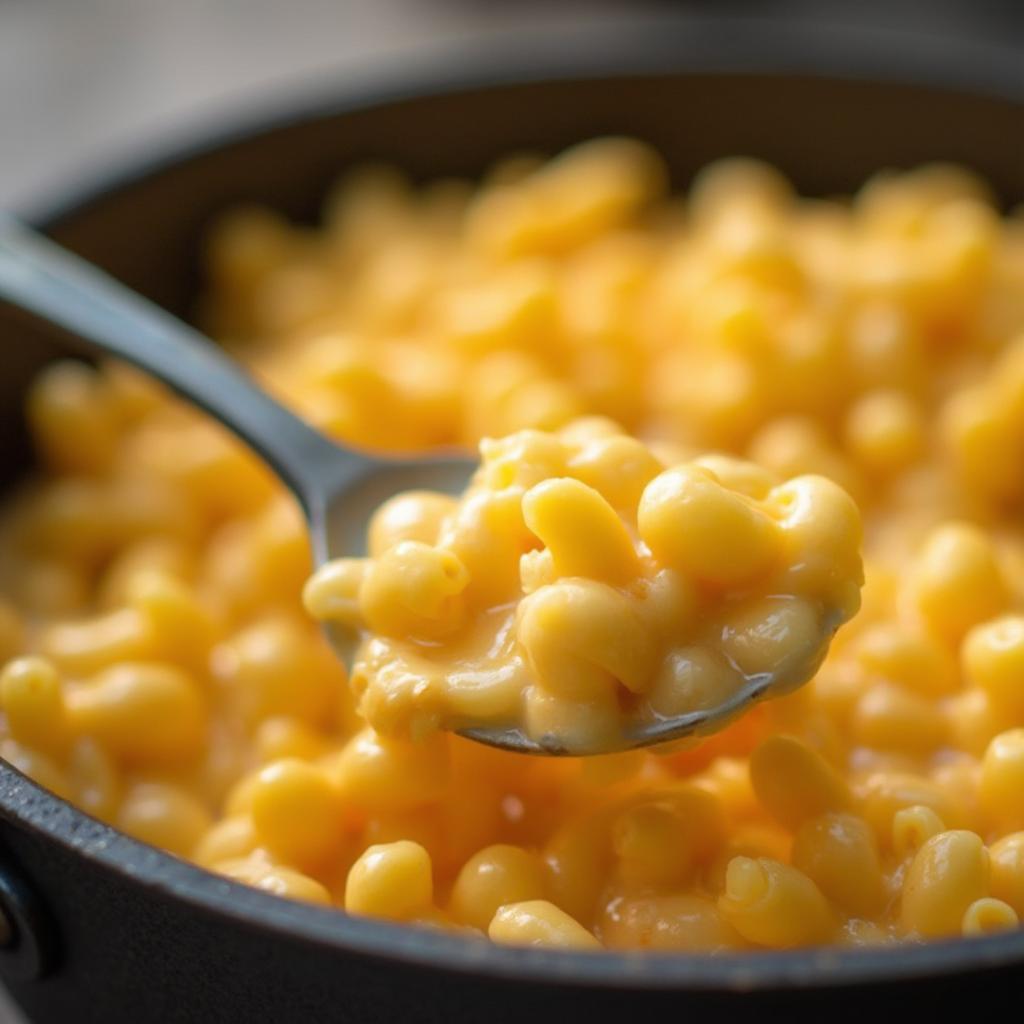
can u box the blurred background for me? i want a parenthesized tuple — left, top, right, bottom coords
(0, 1, 1022, 1020)
(3, 0, 1024, 212)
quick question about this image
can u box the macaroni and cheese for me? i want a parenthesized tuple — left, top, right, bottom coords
(304, 423, 862, 752)
(1, 139, 1023, 952)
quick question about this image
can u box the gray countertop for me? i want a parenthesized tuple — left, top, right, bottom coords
(1, 0, 661, 212)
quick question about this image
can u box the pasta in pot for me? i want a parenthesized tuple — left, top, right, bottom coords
(1, 138, 1024, 950)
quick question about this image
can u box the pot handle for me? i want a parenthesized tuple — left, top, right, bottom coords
(0, 845, 58, 982)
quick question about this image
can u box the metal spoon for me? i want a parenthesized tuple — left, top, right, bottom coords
(0, 216, 838, 756)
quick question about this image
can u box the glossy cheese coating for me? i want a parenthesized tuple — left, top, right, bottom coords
(305, 425, 862, 752)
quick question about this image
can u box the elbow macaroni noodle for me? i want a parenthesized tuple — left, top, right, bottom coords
(0, 138, 1024, 951)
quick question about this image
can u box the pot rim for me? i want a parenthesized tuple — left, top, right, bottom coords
(8, 13, 1024, 993)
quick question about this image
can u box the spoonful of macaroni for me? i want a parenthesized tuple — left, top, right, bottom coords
(304, 423, 864, 754)
(0, 217, 863, 755)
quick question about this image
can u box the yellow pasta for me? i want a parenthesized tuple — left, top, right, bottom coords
(749, 735, 852, 831)
(791, 812, 887, 918)
(2, 141, 1024, 951)
(488, 900, 601, 950)
(989, 833, 1024, 916)
(117, 781, 212, 859)
(901, 831, 990, 938)
(345, 840, 434, 921)
(600, 894, 739, 952)
(449, 844, 548, 932)
(250, 759, 343, 869)
(962, 897, 1018, 936)
(307, 428, 861, 751)
(718, 857, 835, 948)
(979, 729, 1024, 831)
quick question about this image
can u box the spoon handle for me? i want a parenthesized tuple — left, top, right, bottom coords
(0, 215, 368, 515)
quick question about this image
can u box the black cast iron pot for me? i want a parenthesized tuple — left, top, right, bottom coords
(3, 18, 1024, 1024)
